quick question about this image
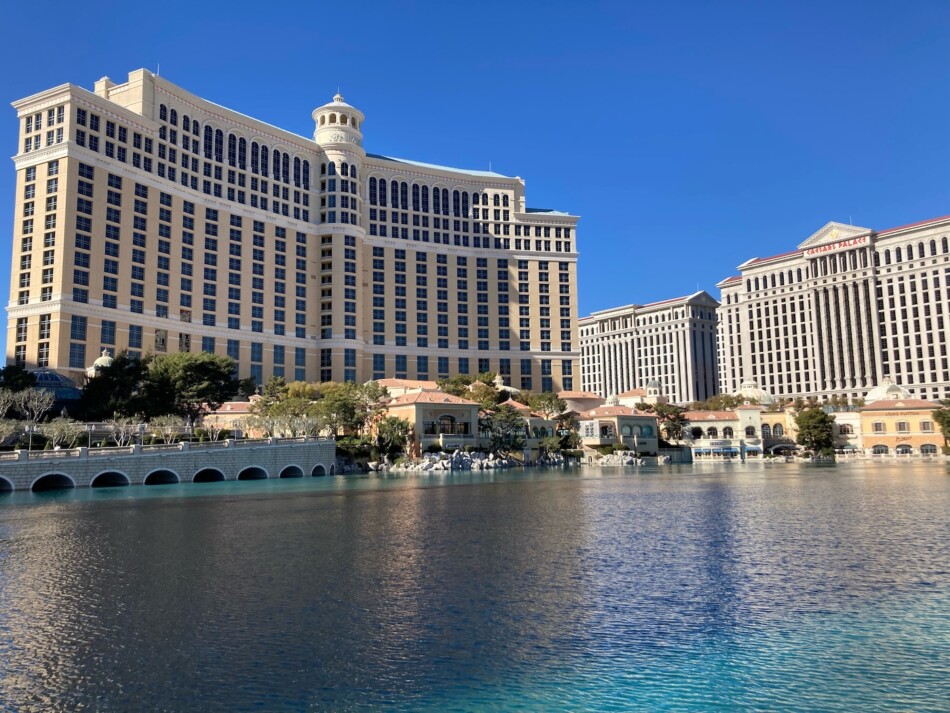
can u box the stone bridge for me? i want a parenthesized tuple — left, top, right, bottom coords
(0, 437, 337, 492)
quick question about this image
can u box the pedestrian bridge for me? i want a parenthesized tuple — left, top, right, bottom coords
(0, 437, 337, 492)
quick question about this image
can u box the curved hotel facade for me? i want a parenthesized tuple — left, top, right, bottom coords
(7, 70, 579, 391)
(717, 217, 950, 403)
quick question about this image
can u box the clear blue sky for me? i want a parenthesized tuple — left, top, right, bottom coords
(1, 0, 947, 358)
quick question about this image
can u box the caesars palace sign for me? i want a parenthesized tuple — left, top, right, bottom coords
(803, 234, 870, 257)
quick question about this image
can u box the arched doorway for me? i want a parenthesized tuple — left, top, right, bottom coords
(279, 465, 304, 478)
(31, 473, 76, 492)
(238, 466, 268, 480)
(871, 445, 889, 455)
(193, 468, 225, 483)
(896, 444, 913, 455)
(311, 464, 327, 477)
(144, 470, 180, 485)
(91, 471, 131, 488)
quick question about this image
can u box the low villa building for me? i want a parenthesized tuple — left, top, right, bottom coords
(858, 379, 942, 456)
(385, 390, 480, 456)
(578, 399, 659, 455)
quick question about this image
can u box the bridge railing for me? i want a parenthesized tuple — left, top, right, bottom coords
(3, 436, 335, 463)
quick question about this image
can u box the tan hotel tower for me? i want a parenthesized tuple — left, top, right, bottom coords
(8, 70, 579, 391)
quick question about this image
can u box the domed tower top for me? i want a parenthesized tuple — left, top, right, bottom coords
(312, 92, 365, 151)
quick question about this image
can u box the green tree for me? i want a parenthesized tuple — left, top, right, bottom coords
(143, 352, 241, 422)
(469, 380, 501, 412)
(933, 406, 950, 449)
(374, 416, 414, 459)
(529, 392, 567, 419)
(795, 406, 836, 453)
(481, 404, 527, 457)
(689, 393, 747, 410)
(437, 374, 476, 397)
(80, 351, 151, 420)
(149, 414, 187, 444)
(653, 403, 688, 442)
(39, 417, 84, 449)
(0, 364, 37, 392)
(354, 381, 389, 434)
(313, 382, 363, 436)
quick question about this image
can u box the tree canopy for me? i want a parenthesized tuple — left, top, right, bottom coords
(142, 352, 242, 422)
(795, 406, 836, 453)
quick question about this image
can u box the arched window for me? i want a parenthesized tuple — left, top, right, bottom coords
(329, 113, 337, 123)
(432, 187, 441, 214)
(773, 424, 784, 437)
(453, 190, 460, 216)
(746, 279, 751, 291)
(302, 160, 310, 190)
(350, 165, 357, 180)
(281, 153, 289, 184)
(493, 193, 500, 206)
(411, 184, 420, 211)
(797, 268, 802, 281)
(723, 427, 734, 438)
(192, 119, 199, 135)
(503, 195, 509, 207)
(921, 444, 938, 455)
(621, 424, 632, 436)
(896, 444, 912, 455)
(294, 157, 301, 187)
(745, 426, 756, 437)
(895, 247, 902, 262)
(779, 273, 785, 286)
(691, 427, 703, 439)
(170, 109, 178, 126)
(340, 114, 347, 126)
(327, 162, 336, 176)
(238, 138, 247, 169)
(472, 192, 480, 206)
(884, 249, 891, 265)
(182, 114, 190, 134)
(203, 125, 213, 158)
(462, 191, 469, 217)
(251, 142, 259, 173)
(838, 424, 853, 435)
(931, 240, 938, 256)
(400, 182, 408, 210)
(872, 444, 889, 454)
(390, 180, 398, 207)
(442, 189, 450, 215)
(641, 425, 653, 436)
(369, 177, 377, 205)
(421, 185, 429, 212)
(707, 427, 718, 438)
(341, 162, 349, 177)
(761, 424, 771, 437)
(754, 277, 760, 290)
(260, 145, 269, 177)
(873, 251, 880, 266)
(214, 129, 224, 162)
(378, 179, 387, 206)
(159, 104, 168, 121)
(227, 134, 237, 166)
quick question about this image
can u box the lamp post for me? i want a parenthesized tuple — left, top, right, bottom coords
(86, 423, 95, 448)
(25, 424, 35, 451)
(185, 416, 194, 443)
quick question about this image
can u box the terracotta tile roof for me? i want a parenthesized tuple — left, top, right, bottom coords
(559, 390, 603, 399)
(877, 215, 950, 235)
(375, 378, 440, 390)
(582, 405, 653, 418)
(499, 398, 532, 411)
(617, 388, 647, 398)
(387, 391, 478, 406)
(683, 410, 737, 420)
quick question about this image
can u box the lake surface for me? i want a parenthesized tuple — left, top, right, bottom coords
(1, 462, 949, 711)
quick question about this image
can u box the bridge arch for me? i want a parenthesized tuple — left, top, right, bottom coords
(31, 473, 76, 492)
(144, 469, 180, 485)
(91, 471, 131, 488)
(311, 464, 327, 477)
(0, 476, 13, 493)
(279, 465, 304, 478)
(238, 466, 269, 480)
(193, 468, 226, 483)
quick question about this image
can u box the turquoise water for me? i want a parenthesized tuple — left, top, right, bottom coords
(1, 462, 948, 711)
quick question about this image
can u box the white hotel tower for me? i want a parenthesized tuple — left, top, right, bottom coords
(718, 217, 950, 403)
